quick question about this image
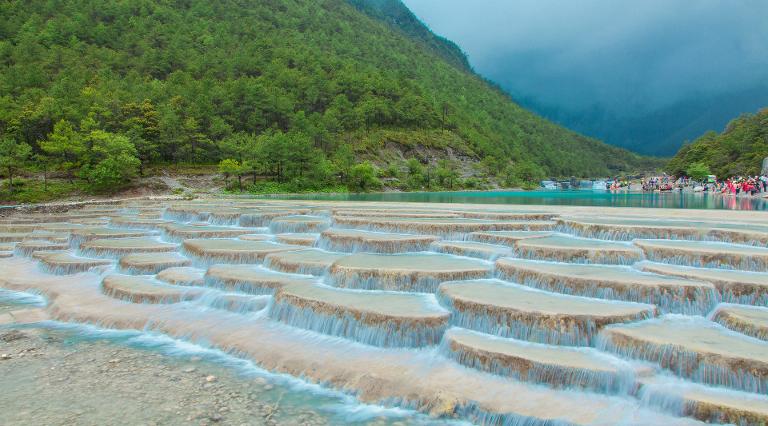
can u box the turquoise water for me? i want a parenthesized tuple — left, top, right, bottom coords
(265, 190, 768, 210)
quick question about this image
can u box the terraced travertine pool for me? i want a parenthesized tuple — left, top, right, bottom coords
(1, 199, 768, 425)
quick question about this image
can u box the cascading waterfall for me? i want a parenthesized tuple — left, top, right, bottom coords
(596, 316, 768, 394)
(496, 261, 719, 315)
(710, 303, 768, 341)
(191, 290, 270, 314)
(34, 252, 113, 275)
(636, 375, 768, 425)
(439, 328, 641, 394)
(316, 229, 439, 254)
(268, 300, 448, 348)
(1, 199, 767, 425)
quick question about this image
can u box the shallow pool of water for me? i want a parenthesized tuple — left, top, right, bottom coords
(0, 320, 459, 426)
(261, 190, 768, 210)
(0, 292, 457, 426)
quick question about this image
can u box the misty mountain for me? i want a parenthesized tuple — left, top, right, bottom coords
(518, 85, 768, 156)
(403, 0, 768, 156)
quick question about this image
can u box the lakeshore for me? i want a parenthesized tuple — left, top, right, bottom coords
(260, 189, 768, 210)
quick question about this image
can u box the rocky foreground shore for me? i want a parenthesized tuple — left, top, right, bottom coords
(0, 327, 335, 426)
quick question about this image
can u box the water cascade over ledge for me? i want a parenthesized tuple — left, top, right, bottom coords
(1, 198, 767, 425)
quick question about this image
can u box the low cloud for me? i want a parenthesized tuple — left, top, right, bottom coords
(403, 0, 768, 115)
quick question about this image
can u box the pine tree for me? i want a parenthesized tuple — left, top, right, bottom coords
(0, 137, 32, 192)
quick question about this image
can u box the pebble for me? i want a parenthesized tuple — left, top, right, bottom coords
(1, 328, 338, 425)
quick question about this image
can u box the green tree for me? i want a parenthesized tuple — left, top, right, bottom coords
(0, 137, 32, 192)
(88, 155, 140, 193)
(40, 120, 86, 183)
(481, 156, 505, 177)
(503, 160, 546, 188)
(84, 130, 140, 192)
(332, 143, 356, 184)
(218, 158, 242, 189)
(34, 152, 53, 191)
(435, 159, 459, 189)
(349, 161, 382, 192)
(514, 160, 546, 183)
(686, 162, 711, 181)
(122, 100, 161, 175)
(405, 157, 427, 189)
(220, 132, 253, 163)
(178, 117, 212, 163)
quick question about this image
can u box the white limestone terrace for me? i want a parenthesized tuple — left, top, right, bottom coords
(155, 266, 205, 287)
(467, 230, 555, 245)
(118, 252, 192, 274)
(263, 248, 347, 276)
(160, 223, 261, 242)
(318, 228, 439, 253)
(101, 274, 202, 304)
(636, 261, 768, 305)
(598, 314, 768, 394)
(182, 239, 303, 265)
(1, 197, 767, 425)
(496, 258, 718, 315)
(273, 233, 319, 246)
(442, 327, 650, 394)
(637, 374, 768, 424)
(710, 303, 768, 341)
(437, 279, 657, 346)
(332, 216, 556, 239)
(515, 234, 643, 264)
(32, 251, 112, 274)
(328, 252, 493, 293)
(270, 283, 450, 347)
(558, 215, 768, 245)
(430, 240, 514, 260)
(0, 258, 702, 426)
(268, 215, 330, 234)
(68, 227, 159, 246)
(203, 264, 318, 295)
(634, 239, 768, 271)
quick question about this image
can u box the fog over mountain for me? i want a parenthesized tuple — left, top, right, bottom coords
(402, 0, 768, 155)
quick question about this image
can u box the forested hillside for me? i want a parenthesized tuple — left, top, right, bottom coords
(667, 108, 768, 178)
(0, 0, 654, 200)
(348, 0, 471, 72)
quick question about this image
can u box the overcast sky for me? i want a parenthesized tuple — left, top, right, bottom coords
(402, 0, 768, 116)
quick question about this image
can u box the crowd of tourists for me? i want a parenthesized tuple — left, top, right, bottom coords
(637, 174, 768, 196)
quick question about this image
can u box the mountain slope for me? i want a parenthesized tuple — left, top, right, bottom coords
(518, 85, 768, 156)
(0, 0, 653, 196)
(667, 108, 768, 177)
(347, 0, 472, 72)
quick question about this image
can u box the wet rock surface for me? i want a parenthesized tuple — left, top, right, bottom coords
(0, 328, 334, 426)
(1, 199, 768, 425)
